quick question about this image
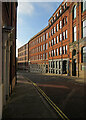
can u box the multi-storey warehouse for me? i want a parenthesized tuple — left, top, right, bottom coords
(18, 43, 29, 70)
(0, 2, 18, 119)
(18, 1, 86, 79)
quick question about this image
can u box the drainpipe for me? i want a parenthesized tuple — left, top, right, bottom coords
(77, 2, 79, 77)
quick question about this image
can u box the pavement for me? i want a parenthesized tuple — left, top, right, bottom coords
(2, 72, 58, 120)
(19, 71, 86, 120)
(2, 71, 86, 120)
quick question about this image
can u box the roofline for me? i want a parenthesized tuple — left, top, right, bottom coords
(48, 1, 67, 22)
(18, 42, 28, 50)
(29, 25, 49, 42)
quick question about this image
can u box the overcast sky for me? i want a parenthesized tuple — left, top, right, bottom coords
(16, 2, 61, 56)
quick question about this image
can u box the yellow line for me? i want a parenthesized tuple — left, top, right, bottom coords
(34, 83, 70, 120)
(37, 86, 65, 120)
(24, 77, 70, 120)
(38, 87, 70, 120)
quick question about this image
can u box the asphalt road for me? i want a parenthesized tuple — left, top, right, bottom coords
(20, 70, 86, 120)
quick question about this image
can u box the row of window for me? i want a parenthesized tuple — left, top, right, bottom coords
(18, 44, 28, 52)
(18, 50, 28, 57)
(30, 18, 68, 48)
(30, 30, 68, 54)
(49, 2, 67, 25)
(73, 2, 86, 20)
(73, 20, 86, 42)
(30, 53, 48, 61)
(30, 45, 67, 61)
(30, 18, 86, 50)
(29, 2, 86, 48)
(49, 45, 67, 57)
(18, 56, 28, 61)
(49, 61, 65, 70)
(50, 18, 67, 37)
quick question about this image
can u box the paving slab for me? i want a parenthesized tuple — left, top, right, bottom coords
(2, 73, 58, 120)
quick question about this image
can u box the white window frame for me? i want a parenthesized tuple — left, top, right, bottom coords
(65, 30, 67, 39)
(54, 38, 55, 45)
(59, 47, 62, 55)
(73, 26, 76, 42)
(46, 43, 48, 50)
(59, 21, 62, 29)
(41, 36, 42, 42)
(43, 53, 45, 60)
(54, 49, 55, 56)
(56, 36, 58, 44)
(49, 51, 51, 57)
(54, 27, 55, 34)
(83, 20, 86, 38)
(56, 48, 58, 56)
(43, 44, 45, 50)
(56, 24, 58, 32)
(49, 41, 51, 47)
(63, 31, 65, 40)
(43, 34, 45, 41)
(65, 45, 67, 54)
(41, 45, 42, 51)
(59, 8, 62, 14)
(83, 0, 86, 11)
(46, 33, 48, 40)
(59, 33, 62, 42)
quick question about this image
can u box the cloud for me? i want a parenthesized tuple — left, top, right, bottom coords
(18, 17, 23, 24)
(18, 2, 34, 16)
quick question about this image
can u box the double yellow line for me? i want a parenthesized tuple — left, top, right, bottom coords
(25, 76, 70, 120)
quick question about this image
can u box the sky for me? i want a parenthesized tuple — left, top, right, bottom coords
(16, 2, 61, 56)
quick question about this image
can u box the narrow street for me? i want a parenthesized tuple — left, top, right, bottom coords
(20, 70, 86, 120)
(2, 70, 86, 120)
(2, 72, 58, 120)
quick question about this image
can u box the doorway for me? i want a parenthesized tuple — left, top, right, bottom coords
(62, 60, 67, 74)
(72, 59, 76, 76)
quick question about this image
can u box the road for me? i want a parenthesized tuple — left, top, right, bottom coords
(18, 70, 86, 120)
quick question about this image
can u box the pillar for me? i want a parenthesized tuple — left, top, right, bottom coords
(6, 41, 10, 100)
(67, 59, 69, 76)
(0, 2, 2, 120)
(2, 32, 7, 105)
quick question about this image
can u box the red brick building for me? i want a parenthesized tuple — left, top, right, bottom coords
(29, 1, 70, 74)
(18, 42, 29, 70)
(17, 1, 86, 79)
(28, 1, 86, 78)
(69, 2, 86, 78)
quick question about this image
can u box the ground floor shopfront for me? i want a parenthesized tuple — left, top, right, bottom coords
(18, 62, 28, 70)
(69, 37, 86, 78)
(29, 58, 69, 76)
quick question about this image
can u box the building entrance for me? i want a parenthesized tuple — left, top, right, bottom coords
(72, 59, 76, 76)
(62, 60, 67, 74)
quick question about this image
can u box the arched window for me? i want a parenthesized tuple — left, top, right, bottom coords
(73, 5, 76, 19)
(81, 0, 86, 12)
(81, 46, 86, 63)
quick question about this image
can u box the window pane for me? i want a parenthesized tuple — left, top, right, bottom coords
(74, 5, 76, 19)
(56, 36, 58, 43)
(83, 0, 86, 11)
(73, 26, 76, 41)
(83, 20, 86, 38)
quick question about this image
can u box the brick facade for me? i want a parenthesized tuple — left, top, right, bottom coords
(18, 43, 29, 70)
(18, 1, 86, 78)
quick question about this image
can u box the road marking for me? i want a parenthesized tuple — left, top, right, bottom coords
(24, 76, 70, 120)
(37, 84, 69, 89)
